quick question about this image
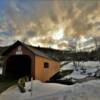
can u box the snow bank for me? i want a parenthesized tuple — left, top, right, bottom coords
(0, 67, 2, 75)
(62, 70, 87, 80)
(25, 80, 100, 100)
(82, 61, 100, 68)
(60, 61, 67, 65)
(1, 80, 100, 100)
(60, 61, 100, 71)
(60, 62, 74, 71)
(60, 61, 100, 80)
(86, 67, 97, 74)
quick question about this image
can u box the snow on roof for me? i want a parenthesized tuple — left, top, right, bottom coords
(1, 80, 100, 100)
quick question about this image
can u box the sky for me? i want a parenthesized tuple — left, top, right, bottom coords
(0, 0, 100, 50)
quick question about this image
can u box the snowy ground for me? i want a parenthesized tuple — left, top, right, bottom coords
(60, 61, 100, 80)
(0, 61, 100, 100)
(0, 80, 100, 100)
(60, 62, 74, 70)
(60, 61, 100, 70)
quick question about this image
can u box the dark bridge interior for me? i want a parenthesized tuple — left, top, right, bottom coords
(5, 55, 31, 79)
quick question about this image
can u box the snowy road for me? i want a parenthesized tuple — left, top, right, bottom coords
(0, 80, 100, 100)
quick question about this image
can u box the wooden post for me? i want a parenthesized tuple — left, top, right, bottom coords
(31, 57, 33, 96)
(31, 77, 33, 96)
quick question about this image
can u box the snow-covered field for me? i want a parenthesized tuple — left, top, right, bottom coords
(0, 80, 100, 100)
(60, 61, 100, 80)
(60, 61, 100, 71)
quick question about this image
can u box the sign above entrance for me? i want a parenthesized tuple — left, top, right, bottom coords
(16, 46, 23, 55)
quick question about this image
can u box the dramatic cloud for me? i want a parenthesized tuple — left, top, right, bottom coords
(0, 0, 100, 50)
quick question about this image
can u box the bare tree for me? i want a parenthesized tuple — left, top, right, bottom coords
(93, 37, 99, 61)
(71, 42, 79, 71)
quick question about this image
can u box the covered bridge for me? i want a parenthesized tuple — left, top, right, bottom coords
(2, 41, 60, 81)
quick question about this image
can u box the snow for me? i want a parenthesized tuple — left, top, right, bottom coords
(60, 61, 100, 80)
(0, 80, 67, 100)
(62, 70, 88, 80)
(0, 67, 2, 75)
(60, 62, 74, 70)
(86, 67, 97, 74)
(81, 61, 100, 68)
(0, 61, 100, 100)
(60, 61, 67, 65)
(60, 61, 100, 71)
(1, 80, 100, 100)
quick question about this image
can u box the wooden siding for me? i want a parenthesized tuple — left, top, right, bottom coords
(35, 55, 60, 81)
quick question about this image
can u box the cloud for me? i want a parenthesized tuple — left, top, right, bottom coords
(0, 0, 100, 49)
